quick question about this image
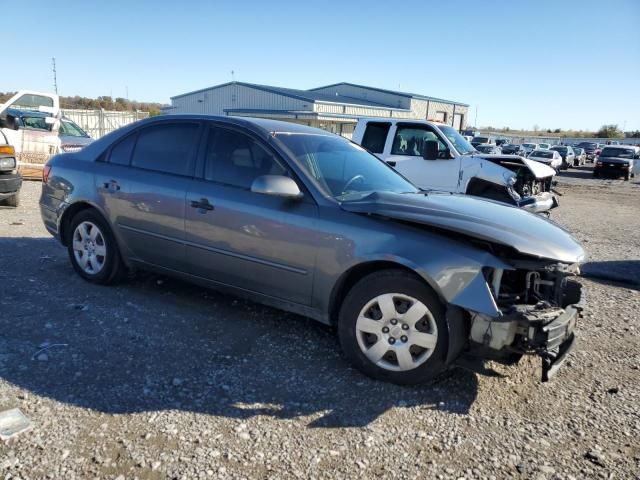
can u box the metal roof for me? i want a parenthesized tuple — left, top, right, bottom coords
(309, 82, 469, 107)
(171, 81, 404, 109)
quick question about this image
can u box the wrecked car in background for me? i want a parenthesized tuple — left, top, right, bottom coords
(40, 116, 583, 384)
(353, 119, 558, 214)
(0, 90, 93, 178)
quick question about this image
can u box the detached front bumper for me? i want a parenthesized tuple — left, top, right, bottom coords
(518, 191, 559, 213)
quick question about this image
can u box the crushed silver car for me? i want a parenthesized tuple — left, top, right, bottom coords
(39, 116, 584, 384)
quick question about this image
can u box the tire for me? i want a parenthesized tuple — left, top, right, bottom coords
(593, 171, 599, 178)
(337, 270, 449, 385)
(67, 209, 125, 285)
(624, 173, 630, 181)
(0, 193, 19, 207)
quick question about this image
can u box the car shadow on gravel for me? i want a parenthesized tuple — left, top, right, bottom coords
(0, 237, 480, 429)
(581, 260, 640, 291)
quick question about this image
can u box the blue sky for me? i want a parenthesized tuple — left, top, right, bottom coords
(4, 0, 639, 131)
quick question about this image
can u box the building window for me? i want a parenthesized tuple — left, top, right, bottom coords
(435, 111, 447, 123)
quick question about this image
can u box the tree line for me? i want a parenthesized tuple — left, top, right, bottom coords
(0, 92, 164, 116)
(484, 124, 639, 139)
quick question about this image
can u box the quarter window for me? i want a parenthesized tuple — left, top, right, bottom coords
(109, 133, 137, 166)
(131, 123, 200, 176)
(391, 126, 448, 157)
(204, 127, 288, 189)
(360, 122, 391, 154)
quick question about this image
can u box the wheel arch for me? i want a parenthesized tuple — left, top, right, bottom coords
(59, 201, 109, 246)
(328, 260, 447, 327)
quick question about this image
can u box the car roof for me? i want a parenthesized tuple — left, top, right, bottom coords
(137, 114, 336, 136)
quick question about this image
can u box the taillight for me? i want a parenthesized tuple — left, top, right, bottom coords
(43, 164, 52, 183)
(0, 145, 15, 155)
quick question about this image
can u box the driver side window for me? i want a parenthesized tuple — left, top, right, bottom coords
(391, 126, 447, 157)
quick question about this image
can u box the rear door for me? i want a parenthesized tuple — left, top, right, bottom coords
(184, 123, 318, 305)
(387, 123, 461, 192)
(96, 121, 202, 272)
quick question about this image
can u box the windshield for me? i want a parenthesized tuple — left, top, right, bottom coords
(531, 151, 554, 159)
(472, 136, 489, 144)
(600, 147, 634, 158)
(439, 125, 475, 154)
(60, 119, 89, 137)
(522, 143, 537, 148)
(275, 133, 418, 200)
(574, 148, 583, 154)
(551, 147, 567, 153)
(539, 143, 550, 148)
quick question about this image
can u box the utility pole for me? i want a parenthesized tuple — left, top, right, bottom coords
(52, 57, 58, 94)
(126, 86, 129, 101)
(474, 104, 478, 128)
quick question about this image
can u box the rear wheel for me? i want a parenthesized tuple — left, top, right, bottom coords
(338, 270, 449, 385)
(67, 209, 125, 284)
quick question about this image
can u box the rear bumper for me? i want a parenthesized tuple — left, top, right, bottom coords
(518, 191, 558, 213)
(0, 171, 22, 199)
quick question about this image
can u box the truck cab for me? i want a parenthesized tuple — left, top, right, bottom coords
(353, 118, 558, 213)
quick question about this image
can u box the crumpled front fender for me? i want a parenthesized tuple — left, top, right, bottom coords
(415, 249, 512, 318)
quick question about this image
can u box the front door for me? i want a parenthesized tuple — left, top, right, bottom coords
(185, 124, 318, 306)
(387, 124, 461, 192)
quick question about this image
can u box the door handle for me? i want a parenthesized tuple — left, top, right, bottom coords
(102, 180, 120, 191)
(190, 198, 215, 212)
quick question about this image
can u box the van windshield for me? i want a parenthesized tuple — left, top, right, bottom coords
(439, 126, 475, 154)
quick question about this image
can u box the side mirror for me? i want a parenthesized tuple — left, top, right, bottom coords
(251, 175, 303, 199)
(2, 114, 20, 130)
(422, 140, 441, 160)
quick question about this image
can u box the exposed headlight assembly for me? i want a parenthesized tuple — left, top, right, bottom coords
(0, 156, 16, 171)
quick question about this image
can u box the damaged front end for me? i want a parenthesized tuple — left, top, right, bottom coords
(468, 261, 582, 381)
(481, 155, 558, 214)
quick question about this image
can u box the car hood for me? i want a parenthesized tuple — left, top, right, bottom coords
(474, 154, 556, 179)
(341, 191, 585, 264)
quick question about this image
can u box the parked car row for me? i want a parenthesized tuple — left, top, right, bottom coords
(39, 115, 583, 385)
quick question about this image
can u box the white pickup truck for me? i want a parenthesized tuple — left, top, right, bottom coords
(0, 90, 92, 178)
(352, 119, 558, 213)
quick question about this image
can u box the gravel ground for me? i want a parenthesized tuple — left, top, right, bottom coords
(1, 169, 639, 480)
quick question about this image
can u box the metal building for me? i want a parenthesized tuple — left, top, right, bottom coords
(164, 81, 469, 139)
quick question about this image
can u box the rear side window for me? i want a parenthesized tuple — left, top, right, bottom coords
(361, 122, 391, 154)
(109, 134, 137, 166)
(204, 127, 288, 189)
(131, 123, 200, 176)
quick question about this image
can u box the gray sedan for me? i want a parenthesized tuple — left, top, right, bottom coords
(40, 115, 584, 384)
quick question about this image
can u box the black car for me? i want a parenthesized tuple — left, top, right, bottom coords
(501, 144, 524, 155)
(594, 146, 639, 180)
(575, 142, 598, 161)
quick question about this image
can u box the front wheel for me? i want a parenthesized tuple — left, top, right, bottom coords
(338, 270, 449, 385)
(67, 209, 125, 284)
